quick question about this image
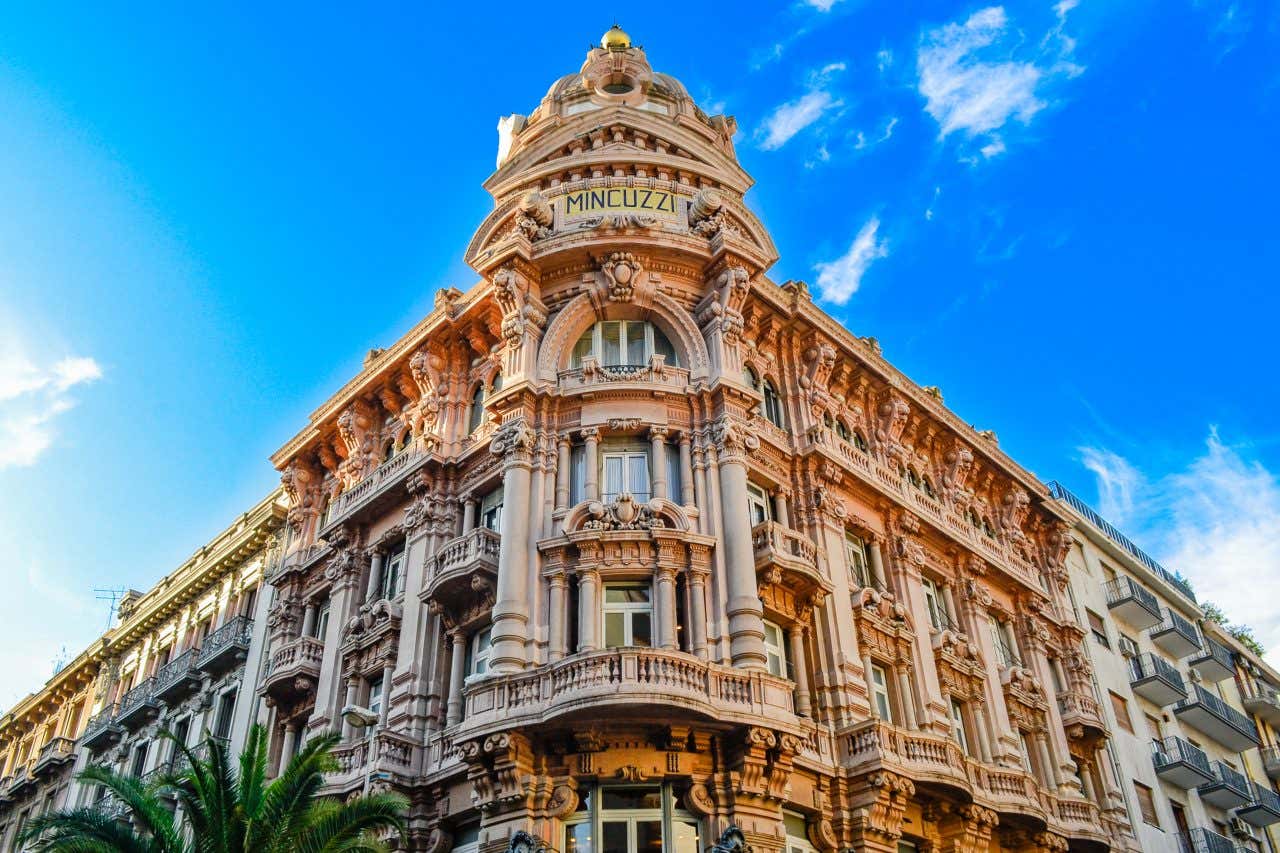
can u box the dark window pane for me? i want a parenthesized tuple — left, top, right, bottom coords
(602, 787, 662, 810)
(637, 820, 663, 852)
(602, 821, 628, 853)
(633, 613, 652, 647)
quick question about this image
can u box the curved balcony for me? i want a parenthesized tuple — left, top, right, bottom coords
(752, 521, 828, 602)
(116, 679, 159, 730)
(260, 635, 324, 705)
(1057, 689, 1107, 741)
(81, 704, 122, 752)
(557, 355, 691, 398)
(197, 616, 254, 675)
(32, 737, 76, 778)
(154, 648, 203, 704)
(459, 647, 798, 737)
(422, 527, 500, 611)
(324, 730, 419, 794)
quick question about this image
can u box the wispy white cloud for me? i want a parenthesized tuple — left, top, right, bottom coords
(757, 64, 847, 151)
(805, 0, 843, 11)
(877, 48, 895, 73)
(0, 331, 101, 470)
(813, 216, 889, 303)
(916, 4, 1083, 158)
(1079, 430, 1280, 666)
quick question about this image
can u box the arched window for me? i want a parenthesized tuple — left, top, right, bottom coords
(921, 477, 936, 499)
(906, 468, 922, 489)
(467, 384, 486, 434)
(835, 419, 851, 441)
(382, 438, 397, 462)
(490, 371, 503, 392)
(762, 380, 785, 428)
(744, 366, 759, 387)
(571, 321, 677, 368)
(852, 430, 869, 451)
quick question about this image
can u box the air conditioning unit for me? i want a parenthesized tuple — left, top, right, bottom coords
(1229, 817, 1258, 840)
(1118, 636, 1140, 658)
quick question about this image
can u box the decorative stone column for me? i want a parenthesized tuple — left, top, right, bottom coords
(342, 679, 359, 739)
(445, 632, 467, 726)
(710, 416, 767, 670)
(301, 604, 317, 638)
(656, 566, 677, 650)
(895, 663, 918, 729)
(649, 426, 669, 500)
(788, 626, 811, 717)
(688, 568, 709, 660)
(555, 435, 571, 510)
(772, 486, 790, 528)
(868, 538, 888, 590)
(582, 427, 600, 502)
(548, 573, 569, 662)
(578, 570, 600, 652)
(678, 432, 695, 509)
(488, 419, 537, 673)
(364, 547, 386, 602)
(460, 493, 477, 532)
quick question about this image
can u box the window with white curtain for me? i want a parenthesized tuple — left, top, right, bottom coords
(571, 321, 678, 368)
(602, 451, 650, 502)
(466, 627, 492, 678)
(846, 532, 870, 588)
(480, 487, 504, 531)
(870, 663, 893, 722)
(950, 698, 971, 755)
(603, 586, 653, 647)
(381, 541, 405, 599)
(747, 483, 772, 526)
(764, 621, 789, 679)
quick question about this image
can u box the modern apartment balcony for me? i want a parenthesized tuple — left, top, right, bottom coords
(422, 527, 500, 611)
(153, 648, 203, 704)
(1262, 746, 1280, 782)
(1152, 736, 1214, 788)
(261, 635, 324, 705)
(752, 521, 828, 599)
(322, 445, 431, 530)
(1197, 760, 1252, 809)
(557, 355, 691, 398)
(116, 678, 160, 730)
(1242, 684, 1280, 726)
(31, 737, 76, 778)
(1128, 653, 1187, 706)
(1174, 683, 1261, 751)
(1188, 637, 1236, 683)
(460, 647, 797, 736)
(81, 704, 122, 752)
(1177, 828, 1237, 853)
(1236, 781, 1280, 827)
(197, 616, 254, 674)
(1104, 576, 1163, 630)
(1057, 690, 1108, 740)
(1150, 608, 1202, 658)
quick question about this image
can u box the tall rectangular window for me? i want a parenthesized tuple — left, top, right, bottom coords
(846, 533, 870, 588)
(214, 691, 236, 741)
(666, 441, 682, 504)
(602, 451, 650, 502)
(922, 578, 943, 630)
(467, 627, 492, 678)
(480, 487, 504, 531)
(763, 621, 789, 679)
(950, 699, 970, 755)
(1109, 691, 1134, 734)
(382, 542, 405, 599)
(747, 483, 772, 526)
(1133, 781, 1159, 827)
(367, 677, 383, 718)
(870, 663, 893, 722)
(603, 586, 652, 648)
(1087, 610, 1110, 648)
(313, 602, 330, 640)
(570, 444, 586, 505)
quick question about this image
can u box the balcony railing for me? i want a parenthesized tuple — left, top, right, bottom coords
(1057, 690, 1106, 735)
(116, 678, 159, 729)
(1104, 576, 1163, 629)
(1188, 637, 1236, 683)
(324, 444, 429, 528)
(32, 737, 76, 777)
(1242, 683, 1280, 726)
(1197, 759, 1252, 809)
(81, 704, 122, 751)
(153, 648, 202, 703)
(1048, 481, 1196, 603)
(1237, 780, 1280, 827)
(557, 356, 691, 394)
(1150, 607, 1202, 657)
(261, 635, 325, 704)
(1174, 683, 1260, 751)
(197, 616, 254, 673)
(1262, 746, 1280, 782)
(1176, 828, 1235, 853)
(1128, 653, 1187, 706)
(1151, 736, 1213, 788)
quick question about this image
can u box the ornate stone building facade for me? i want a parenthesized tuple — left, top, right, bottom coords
(261, 29, 1123, 853)
(0, 491, 286, 847)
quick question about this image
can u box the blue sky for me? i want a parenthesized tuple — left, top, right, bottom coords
(1, 1, 1277, 704)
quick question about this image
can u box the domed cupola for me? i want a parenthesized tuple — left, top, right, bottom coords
(467, 27, 778, 284)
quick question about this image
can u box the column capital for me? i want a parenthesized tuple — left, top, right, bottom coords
(580, 425, 601, 442)
(708, 414, 759, 464)
(489, 418, 538, 467)
(648, 424, 671, 442)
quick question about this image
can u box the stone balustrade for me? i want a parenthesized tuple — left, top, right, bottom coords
(461, 647, 797, 736)
(260, 635, 324, 704)
(325, 446, 429, 528)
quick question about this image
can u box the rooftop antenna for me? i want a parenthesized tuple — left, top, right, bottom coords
(94, 586, 127, 630)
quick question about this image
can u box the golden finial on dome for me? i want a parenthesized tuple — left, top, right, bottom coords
(601, 24, 631, 51)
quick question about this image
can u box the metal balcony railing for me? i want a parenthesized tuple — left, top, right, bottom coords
(1152, 735, 1212, 777)
(1188, 637, 1235, 681)
(1151, 607, 1202, 653)
(1104, 576, 1162, 620)
(1175, 828, 1235, 853)
(1130, 653, 1185, 689)
(197, 616, 253, 670)
(1048, 481, 1196, 602)
(1174, 683, 1260, 747)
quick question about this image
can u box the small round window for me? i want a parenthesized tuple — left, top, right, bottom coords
(603, 81, 634, 95)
